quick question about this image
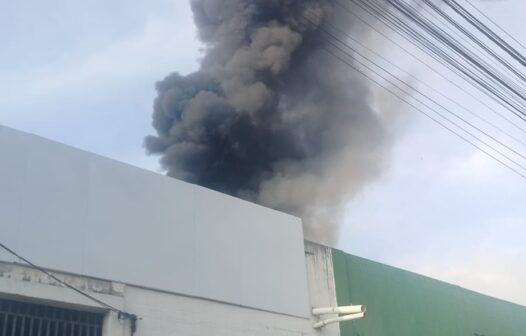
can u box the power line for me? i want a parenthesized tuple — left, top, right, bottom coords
(444, 0, 526, 67)
(348, 0, 526, 119)
(368, 0, 526, 128)
(305, 7, 526, 148)
(419, 1, 519, 85)
(397, 0, 526, 99)
(462, 0, 526, 52)
(323, 44, 526, 180)
(313, 15, 526, 165)
(382, 0, 526, 113)
(425, 0, 526, 85)
(420, 1, 512, 81)
(298, 13, 526, 180)
(0, 241, 138, 333)
(337, 0, 526, 131)
(313, 3, 526, 158)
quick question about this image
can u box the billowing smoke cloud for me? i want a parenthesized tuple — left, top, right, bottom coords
(145, 0, 395, 245)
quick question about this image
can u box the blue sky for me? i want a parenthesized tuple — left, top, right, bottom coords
(1, 0, 525, 305)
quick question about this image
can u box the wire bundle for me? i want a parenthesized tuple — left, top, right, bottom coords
(300, 0, 526, 180)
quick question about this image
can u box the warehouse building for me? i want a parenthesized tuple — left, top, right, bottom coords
(0, 124, 525, 336)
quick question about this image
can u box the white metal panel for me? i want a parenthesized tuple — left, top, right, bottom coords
(83, 158, 198, 295)
(0, 126, 26, 263)
(0, 125, 310, 317)
(194, 187, 242, 304)
(239, 208, 308, 315)
(16, 135, 88, 275)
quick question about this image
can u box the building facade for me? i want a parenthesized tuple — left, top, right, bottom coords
(0, 125, 525, 335)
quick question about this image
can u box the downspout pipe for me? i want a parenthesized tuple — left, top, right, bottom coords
(313, 312, 366, 329)
(312, 305, 365, 316)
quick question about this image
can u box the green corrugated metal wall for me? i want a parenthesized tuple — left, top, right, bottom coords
(332, 249, 526, 336)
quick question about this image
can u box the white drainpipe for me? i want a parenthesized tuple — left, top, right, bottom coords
(312, 305, 366, 329)
(312, 305, 365, 316)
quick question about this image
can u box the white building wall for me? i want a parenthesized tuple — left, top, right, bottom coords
(0, 259, 339, 336)
(0, 126, 343, 335)
(124, 286, 313, 336)
(0, 125, 309, 317)
(304, 241, 341, 336)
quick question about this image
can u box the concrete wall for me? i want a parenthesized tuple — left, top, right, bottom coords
(125, 285, 313, 336)
(0, 125, 309, 317)
(304, 242, 340, 336)
(0, 260, 339, 336)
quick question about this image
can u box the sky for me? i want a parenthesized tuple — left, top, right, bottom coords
(1, 0, 525, 305)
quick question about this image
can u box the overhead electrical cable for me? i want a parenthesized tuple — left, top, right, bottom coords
(397, 0, 526, 117)
(391, 0, 526, 97)
(304, 8, 526, 148)
(462, 0, 526, 52)
(424, 0, 526, 84)
(418, 2, 519, 85)
(333, 0, 526, 133)
(348, 0, 526, 116)
(297, 13, 526, 180)
(382, 0, 526, 111)
(323, 44, 526, 180)
(389, 0, 526, 110)
(444, 0, 526, 67)
(301, 13, 526, 165)
(349, 0, 526, 121)
(345, 0, 526, 123)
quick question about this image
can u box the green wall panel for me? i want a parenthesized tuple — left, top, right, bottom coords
(332, 249, 526, 336)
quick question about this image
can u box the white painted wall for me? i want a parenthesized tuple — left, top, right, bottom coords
(0, 125, 309, 317)
(304, 241, 341, 336)
(124, 285, 315, 336)
(0, 257, 340, 336)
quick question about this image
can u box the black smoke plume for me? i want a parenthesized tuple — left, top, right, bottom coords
(145, 0, 394, 245)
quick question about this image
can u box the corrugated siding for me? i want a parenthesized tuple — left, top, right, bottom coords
(332, 249, 526, 336)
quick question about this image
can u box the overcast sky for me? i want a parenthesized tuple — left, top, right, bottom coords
(1, 0, 525, 305)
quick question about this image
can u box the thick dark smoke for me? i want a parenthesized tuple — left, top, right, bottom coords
(145, 0, 395, 245)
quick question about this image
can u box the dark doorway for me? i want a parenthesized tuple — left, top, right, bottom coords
(0, 298, 104, 336)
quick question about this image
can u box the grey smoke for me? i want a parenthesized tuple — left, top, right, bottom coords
(145, 0, 395, 245)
